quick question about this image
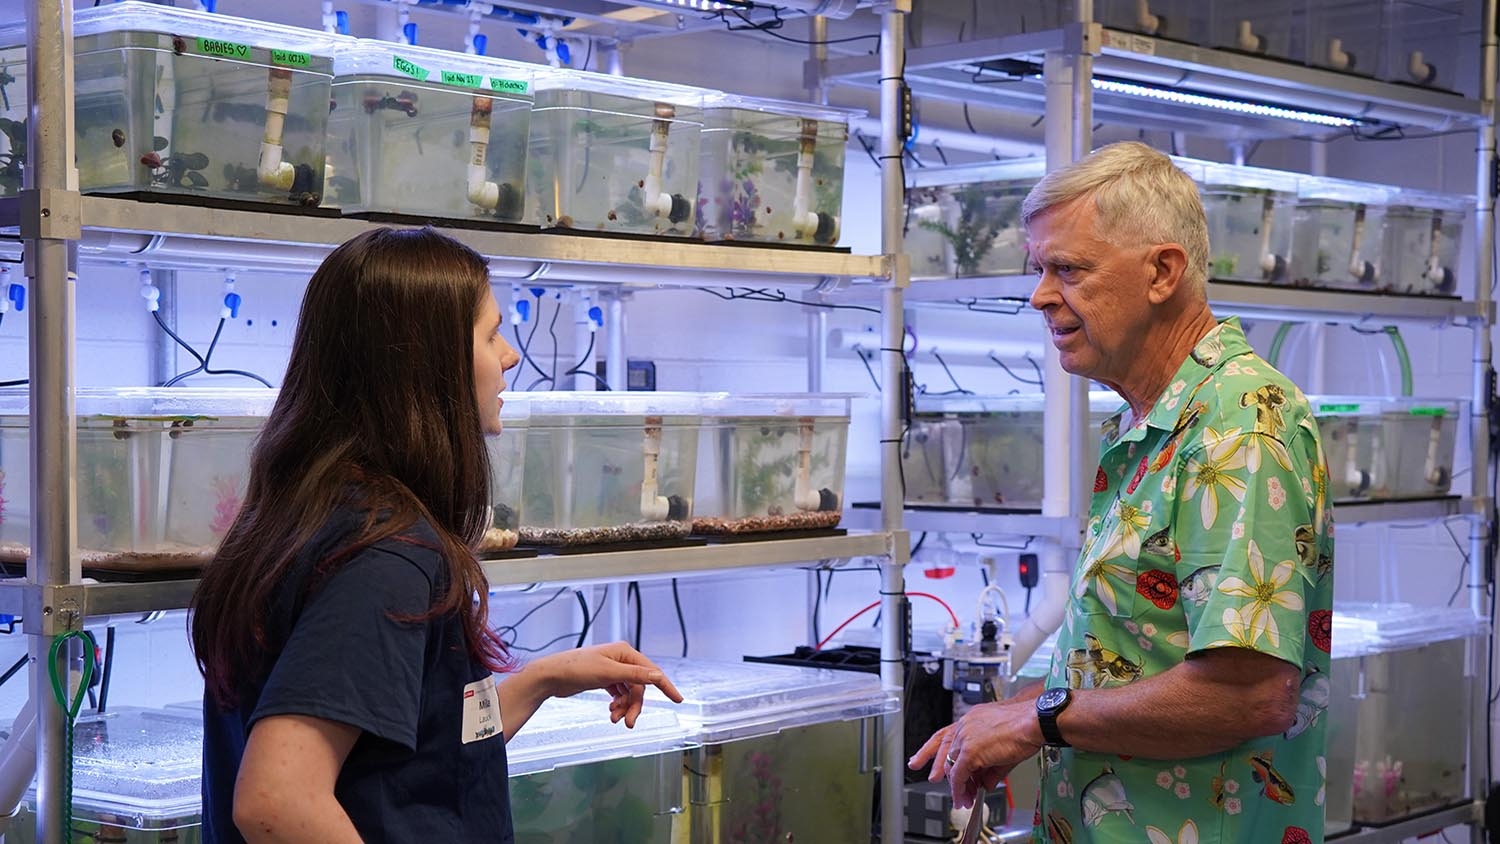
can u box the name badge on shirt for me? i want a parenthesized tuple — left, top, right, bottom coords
(461, 675, 502, 744)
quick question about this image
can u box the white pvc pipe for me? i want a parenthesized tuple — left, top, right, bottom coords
(466, 97, 503, 211)
(0, 697, 37, 820)
(641, 106, 676, 219)
(257, 68, 296, 190)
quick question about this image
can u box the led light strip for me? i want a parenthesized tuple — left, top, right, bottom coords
(1091, 78, 1360, 128)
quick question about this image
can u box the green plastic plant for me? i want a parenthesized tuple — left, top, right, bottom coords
(0, 117, 24, 197)
(917, 183, 1012, 277)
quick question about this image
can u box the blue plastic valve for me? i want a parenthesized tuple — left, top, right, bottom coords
(201, 0, 217, 12)
(403, 22, 419, 44)
(516, 299, 531, 322)
(556, 40, 571, 65)
(336, 10, 350, 34)
(588, 305, 603, 328)
(473, 33, 488, 55)
(7, 284, 24, 312)
(529, 286, 546, 299)
(224, 291, 242, 319)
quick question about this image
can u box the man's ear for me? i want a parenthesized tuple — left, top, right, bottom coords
(1146, 243, 1190, 305)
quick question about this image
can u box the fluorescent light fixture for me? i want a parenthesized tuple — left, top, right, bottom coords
(622, 0, 859, 18)
(1091, 78, 1360, 128)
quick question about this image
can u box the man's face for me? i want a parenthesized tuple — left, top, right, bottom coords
(1027, 197, 1155, 389)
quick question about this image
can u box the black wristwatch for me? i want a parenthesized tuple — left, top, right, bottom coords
(1036, 687, 1073, 748)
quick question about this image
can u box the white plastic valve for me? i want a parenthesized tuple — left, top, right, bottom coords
(1327, 37, 1355, 72)
(140, 269, 161, 313)
(257, 68, 296, 190)
(321, 0, 337, 33)
(641, 419, 670, 520)
(793, 419, 822, 511)
(220, 273, 237, 319)
(1235, 20, 1266, 54)
(1134, 0, 1161, 35)
(467, 97, 504, 211)
(1408, 50, 1437, 86)
(641, 104, 677, 219)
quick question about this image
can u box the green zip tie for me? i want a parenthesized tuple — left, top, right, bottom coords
(47, 631, 96, 844)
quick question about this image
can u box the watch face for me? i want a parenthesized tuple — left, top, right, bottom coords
(1038, 687, 1069, 711)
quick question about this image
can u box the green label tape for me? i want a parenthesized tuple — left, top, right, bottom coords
(1317, 403, 1361, 413)
(441, 70, 485, 89)
(1410, 407, 1448, 417)
(195, 37, 252, 60)
(489, 77, 529, 95)
(393, 55, 430, 81)
(271, 49, 311, 68)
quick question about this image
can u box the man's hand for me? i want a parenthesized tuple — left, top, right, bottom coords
(909, 698, 1045, 809)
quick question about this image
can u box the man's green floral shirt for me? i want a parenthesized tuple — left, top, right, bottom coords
(1036, 318, 1335, 844)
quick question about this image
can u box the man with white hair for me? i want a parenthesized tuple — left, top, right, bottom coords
(911, 142, 1334, 843)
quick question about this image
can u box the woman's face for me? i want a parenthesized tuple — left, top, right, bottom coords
(473, 288, 520, 435)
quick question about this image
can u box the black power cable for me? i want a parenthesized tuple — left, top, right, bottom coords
(96, 626, 115, 714)
(161, 315, 273, 388)
(670, 578, 688, 658)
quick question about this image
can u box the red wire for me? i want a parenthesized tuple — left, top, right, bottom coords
(814, 591, 963, 651)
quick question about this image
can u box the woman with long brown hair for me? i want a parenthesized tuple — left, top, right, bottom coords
(191, 227, 680, 843)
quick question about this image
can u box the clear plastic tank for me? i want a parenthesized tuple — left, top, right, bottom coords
(324, 40, 536, 222)
(0, 41, 26, 197)
(481, 398, 529, 554)
(581, 657, 896, 844)
(698, 95, 857, 245)
(907, 392, 1121, 509)
(1311, 396, 1459, 501)
(1289, 176, 1391, 291)
(5, 706, 204, 840)
(21, 2, 337, 206)
(0, 388, 274, 572)
(694, 395, 850, 535)
(1382, 0, 1474, 92)
(902, 159, 1043, 279)
(1332, 604, 1486, 824)
(1208, 0, 1303, 60)
(1093, 0, 1207, 42)
(1384, 399, 1460, 498)
(506, 696, 689, 843)
(1201, 186, 1296, 283)
(1306, 0, 1383, 76)
(1380, 198, 1467, 296)
(525, 70, 704, 236)
(519, 392, 701, 547)
(1325, 627, 1364, 837)
(1312, 397, 1387, 501)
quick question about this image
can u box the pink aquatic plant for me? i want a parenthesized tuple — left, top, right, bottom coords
(210, 475, 242, 535)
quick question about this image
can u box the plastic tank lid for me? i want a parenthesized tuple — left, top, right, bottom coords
(524, 390, 719, 418)
(70, 0, 345, 54)
(505, 695, 689, 777)
(1384, 189, 1475, 214)
(1308, 395, 1463, 416)
(579, 657, 896, 745)
(1332, 602, 1489, 653)
(530, 66, 711, 109)
(701, 93, 864, 123)
(698, 393, 855, 419)
(904, 157, 1046, 190)
(1293, 174, 1395, 205)
(0, 386, 279, 419)
(332, 38, 537, 98)
(1306, 395, 1380, 416)
(913, 390, 1123, 415)
(1175, 156, 1301, 193)
(12, 707, 204, 829)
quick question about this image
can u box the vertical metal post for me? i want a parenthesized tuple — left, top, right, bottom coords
(805, 305, 827, 642)
(24, 1, 81, 843)
(149, 269, 178, 387)
(878, 3, 911, 842)
(1471, 0, 1497, 813)
(604, 291, 626, 392)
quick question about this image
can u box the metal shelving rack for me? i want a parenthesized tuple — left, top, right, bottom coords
(827, 2, 1498, 842)
(9, 2, 918, 842)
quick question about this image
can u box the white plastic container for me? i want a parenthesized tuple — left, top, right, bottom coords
(0, 388, 275, 572)
(6, 707, 203, 840)
(906, 392, 1121, 509)
(583, 657, 896, 844)
(1379, 192, 1468, 296)
(525, 69, 705, 236)
(1, 2, 337, 205)
(506, 696, 690, 842)
(698, 95, 858, 245)
(694, 394, 851, 535)
(324, 40, 537, 221)
(903, 159, 1044, 279)
(1332, 603, 1487, 824)
(519, 392, 703, 547)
